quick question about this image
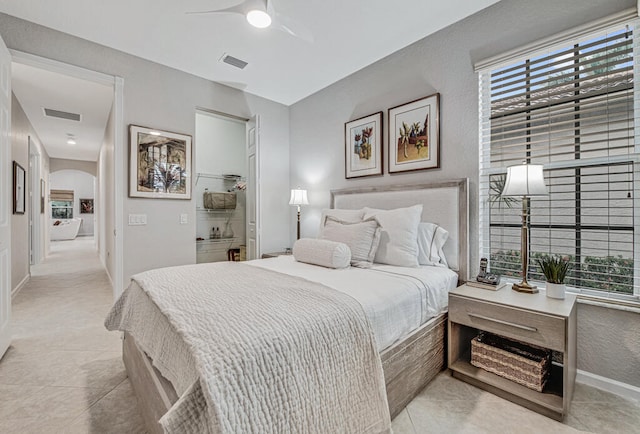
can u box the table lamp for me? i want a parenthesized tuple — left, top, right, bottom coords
(501, 163, 548, 293)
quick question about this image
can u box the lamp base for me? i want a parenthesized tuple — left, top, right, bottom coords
(511, 281, 539, 294)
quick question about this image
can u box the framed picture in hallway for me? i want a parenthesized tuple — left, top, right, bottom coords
(40, 179, 45, 214)
(13, 161, 25, 214)
(388, 93, 440, 173)
(80, 198, 94, 214)
(129, 125, 192, 199)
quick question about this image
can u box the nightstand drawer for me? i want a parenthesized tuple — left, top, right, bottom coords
(449, 295, 565, 352)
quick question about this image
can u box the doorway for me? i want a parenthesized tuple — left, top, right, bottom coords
(9, 50, 125, 298)
(194, 110, 248, 263)
(28, 137, 42, 265)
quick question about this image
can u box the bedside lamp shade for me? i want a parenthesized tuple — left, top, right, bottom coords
(502, 164, 548, 197)
(289, 188, 308, 240)
(289, 189, 309, 206)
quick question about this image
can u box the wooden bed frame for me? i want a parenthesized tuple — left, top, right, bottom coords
(122, 179, 469, 433)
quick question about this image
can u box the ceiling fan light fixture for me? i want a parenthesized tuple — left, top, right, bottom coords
(246, 9, 271, 28)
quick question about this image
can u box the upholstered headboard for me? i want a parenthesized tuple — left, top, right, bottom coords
(330, 179, 469, 282)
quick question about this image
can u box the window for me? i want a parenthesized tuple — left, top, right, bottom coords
(479, 21, 639, 299)
(50, 189, 74, 219)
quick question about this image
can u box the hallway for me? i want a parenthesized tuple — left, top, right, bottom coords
(0, 238, 145, 433)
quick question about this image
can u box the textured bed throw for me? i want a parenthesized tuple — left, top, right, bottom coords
(105, 262, 391, 434)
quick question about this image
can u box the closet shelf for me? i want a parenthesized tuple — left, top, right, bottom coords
(196, 237, 239, 245)
(195, 172, 245, 185)
(196, 207, 235, 213)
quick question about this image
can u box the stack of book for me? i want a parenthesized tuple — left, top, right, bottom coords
(466, 280, 507, 291)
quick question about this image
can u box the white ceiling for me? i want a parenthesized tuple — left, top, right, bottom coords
(0, 0, 500, 106)
(11, 62, 113, 161)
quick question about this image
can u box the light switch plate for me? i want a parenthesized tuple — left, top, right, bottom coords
(128, 214, 147, 225)
(180, 214, 188, 224)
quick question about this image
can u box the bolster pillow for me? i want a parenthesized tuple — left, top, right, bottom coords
(292, 238, 351, 269)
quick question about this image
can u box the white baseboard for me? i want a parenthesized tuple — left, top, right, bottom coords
(577, 370, 640, 402)
(104, 263, 114, 293)
(11, 274, 30, 299)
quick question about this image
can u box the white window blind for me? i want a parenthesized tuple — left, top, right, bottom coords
(479, 21, 640, 299)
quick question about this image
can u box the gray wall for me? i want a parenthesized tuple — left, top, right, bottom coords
(289, 0, 639, 388)
(10, 93, 49, 291)
(0, 13, 290, 291)
(10, 93, 30, 291)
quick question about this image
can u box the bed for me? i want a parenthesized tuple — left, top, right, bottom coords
(111, 179, 469, 433)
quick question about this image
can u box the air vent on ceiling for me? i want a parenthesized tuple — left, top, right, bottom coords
(220, 54, 248, 70)
(43, 108, 81, 122)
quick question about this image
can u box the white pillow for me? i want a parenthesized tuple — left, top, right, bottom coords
(363, 205, 423, 267)
(293, 238, 351, 269)
(318, 208, 364, 236)
(320, 217, 380, 267)
(417, 222, 449, 267)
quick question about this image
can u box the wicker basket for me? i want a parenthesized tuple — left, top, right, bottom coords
(203, 192, 237, 210)
(471, 332, 551, 392)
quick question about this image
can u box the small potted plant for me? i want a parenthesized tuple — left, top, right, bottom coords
(536, 256, 571, 299)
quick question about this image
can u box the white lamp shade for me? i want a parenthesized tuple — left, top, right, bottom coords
(289, 189, 309, 206)
(501, 164, 548, 197)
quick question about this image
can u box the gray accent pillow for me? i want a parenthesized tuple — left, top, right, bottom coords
(293, 238, 351, 269)
(318, 208, 364, 236)
(320, 216, 381, 267)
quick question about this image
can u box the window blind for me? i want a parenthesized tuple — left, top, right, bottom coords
(479, 22, 640, 299)
(50, 189, 74, 201)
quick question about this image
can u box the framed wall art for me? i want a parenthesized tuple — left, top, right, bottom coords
(80, 198, 94, 214)
(13, 161, 25, 214)
(388, 93, 440, 173)
(345, 111, 383, 179)
(129, 125, 192, 199)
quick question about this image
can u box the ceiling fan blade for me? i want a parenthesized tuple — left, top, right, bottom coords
(273, 13, 314, 43)
(186, 3, 247, 16)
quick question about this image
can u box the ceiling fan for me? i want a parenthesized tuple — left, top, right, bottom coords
(187, 0, 314, 42)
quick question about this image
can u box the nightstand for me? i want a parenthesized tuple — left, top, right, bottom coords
(448, 284, 576, 421)
(261, 251, 292, 259)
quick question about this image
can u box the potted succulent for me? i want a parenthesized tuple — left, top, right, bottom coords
(536, 256, 571, 299)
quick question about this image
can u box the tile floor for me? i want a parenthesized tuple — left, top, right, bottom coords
(0, 237, 145, 433)
(1, 237, 638, 433)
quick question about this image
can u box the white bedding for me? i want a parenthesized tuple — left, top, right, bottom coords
(107, 262, 391, 433)
(250, 256, 458, 351)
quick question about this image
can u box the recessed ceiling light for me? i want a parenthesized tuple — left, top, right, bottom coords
(149, 131, 162, 136)
(246, 10, 271, 28)
(67, 139, 76, 145)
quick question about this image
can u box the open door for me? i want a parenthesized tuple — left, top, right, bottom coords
(246, 115, 260, 260)
(0, 34, 12, 359)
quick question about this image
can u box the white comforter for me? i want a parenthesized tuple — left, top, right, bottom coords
(106, 262, 391, 434)
(251, 256, 458, 351)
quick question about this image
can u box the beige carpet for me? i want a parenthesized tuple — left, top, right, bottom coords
(1, 237, 638, 433)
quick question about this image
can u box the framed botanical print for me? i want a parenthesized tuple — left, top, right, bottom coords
(129, 125, 192, 199)
(388, 93, 440, 173)
(345, 111, 383, 178)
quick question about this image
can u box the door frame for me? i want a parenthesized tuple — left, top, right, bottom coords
(28, 136, 41, 265)
(10, 50, 125, 298)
